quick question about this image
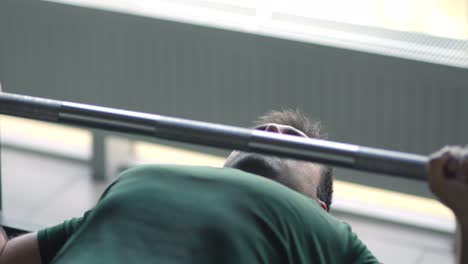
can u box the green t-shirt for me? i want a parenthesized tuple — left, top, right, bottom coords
(38, 165, 378, 263)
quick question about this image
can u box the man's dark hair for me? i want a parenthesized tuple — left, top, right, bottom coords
(254, 109, 334, 210)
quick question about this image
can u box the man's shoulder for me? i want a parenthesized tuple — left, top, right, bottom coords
(109, 164, 336, 224)
(112, 164, 319, 208)
(119, 164, 233, 176)
(116, 164, 276, 186)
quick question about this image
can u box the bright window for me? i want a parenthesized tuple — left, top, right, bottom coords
(46, 0, 468, 40)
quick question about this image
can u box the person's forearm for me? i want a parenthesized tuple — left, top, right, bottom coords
(456, 216, 468, 264)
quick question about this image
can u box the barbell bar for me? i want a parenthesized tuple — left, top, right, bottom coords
(0, 92, 428, 181)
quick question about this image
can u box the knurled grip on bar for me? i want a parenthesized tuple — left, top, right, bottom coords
(59, 102, 253, 150)
(0, 93, 60, 122)
(152, 116, 252, 150)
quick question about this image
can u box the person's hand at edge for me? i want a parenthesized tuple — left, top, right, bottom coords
(428, 146, 468, 219)
(428, 145, 468, 264)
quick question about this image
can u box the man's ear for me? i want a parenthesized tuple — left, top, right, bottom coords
(318, 199, 328, 212)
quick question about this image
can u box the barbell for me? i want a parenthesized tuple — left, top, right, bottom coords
(0, 92, 428, 181)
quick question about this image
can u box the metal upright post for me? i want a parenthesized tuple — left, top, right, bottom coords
(0, 82, 3, 211)
(91, 130, 106, 181)
(91, 130, 133, 181)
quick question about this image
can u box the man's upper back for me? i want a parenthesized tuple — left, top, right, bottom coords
(40, 165, 377, 263)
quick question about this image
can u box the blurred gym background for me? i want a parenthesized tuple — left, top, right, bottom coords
(0, 0, 467, 263)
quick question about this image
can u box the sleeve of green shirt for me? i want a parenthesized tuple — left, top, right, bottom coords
(35, 174, 122, 263)
(37, 211, 89, 264)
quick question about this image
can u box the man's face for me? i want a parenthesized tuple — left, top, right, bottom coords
(224, 123, 325, 208)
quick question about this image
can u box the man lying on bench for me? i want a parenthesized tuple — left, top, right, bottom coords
(0, 110, 466, 264)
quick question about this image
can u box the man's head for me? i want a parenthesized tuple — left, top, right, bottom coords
(224, 110, 334, 211)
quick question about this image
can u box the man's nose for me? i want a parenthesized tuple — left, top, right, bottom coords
(264, 124, 281, 133)
(257, 123, 308, 137)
